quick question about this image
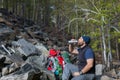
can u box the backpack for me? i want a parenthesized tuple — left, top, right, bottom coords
(61, 51, 71, 64)
(47, 49, 71, 79)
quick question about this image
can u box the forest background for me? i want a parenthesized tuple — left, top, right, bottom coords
(0, 0, 120, 69)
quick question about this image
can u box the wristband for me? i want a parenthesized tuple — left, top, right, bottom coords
(79, 71, 83, 75)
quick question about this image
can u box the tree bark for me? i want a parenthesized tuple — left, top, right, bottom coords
(116, 38, 119, 60)
(100, 16, 107, 65)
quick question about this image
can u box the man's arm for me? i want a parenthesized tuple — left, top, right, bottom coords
(72, 59, 93, 76)
(69, 44, 78, 54)
(81, 59, 93, 74)
(72, 48, 94, 76)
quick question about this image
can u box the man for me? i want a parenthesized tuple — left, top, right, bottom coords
(62, 36, 95, 80)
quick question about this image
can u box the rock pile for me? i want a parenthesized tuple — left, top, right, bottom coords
(0, 8, 69, 80)
(1, 8, 120, 80)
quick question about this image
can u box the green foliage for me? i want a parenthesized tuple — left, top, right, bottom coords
(111, 49, 116, 54)
(1, 0, 120, 59)
(118, 38, 120, 43)
(90, 28, 101, 51)
(91, 40, 100, 52)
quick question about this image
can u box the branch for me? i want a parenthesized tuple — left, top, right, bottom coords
(68, 18, 82, 32)
(111, 26, 120, 32)
(90, 0, 100, 13)
(86, 18, 100, 23)
(80, 8, 98, 14)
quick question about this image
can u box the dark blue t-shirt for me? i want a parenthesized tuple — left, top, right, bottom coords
(85, 48, 94, 59)
(77, 46, 95, 73)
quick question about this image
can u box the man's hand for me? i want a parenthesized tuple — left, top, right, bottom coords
(72, 72, 80, 77)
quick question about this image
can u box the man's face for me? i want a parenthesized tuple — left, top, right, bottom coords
(78, 37, 85, 46)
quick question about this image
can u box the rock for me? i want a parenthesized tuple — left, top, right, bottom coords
(0, 8, 72, 80)
(12, 39, 40, 56)
(0, 13, 2, 17)
(100, 75, 116, 80)
(7, 54, 24, 66)
(26, 54, 47, 69)
(109, 69, 117, 77)
(42, 69, 56, 80)
(117, 72, 120, 78)
(0, 23, 14, 41)
(0, 48, 7, 55)
(102, 69, 119, 80)
(25, 55, 55, 80)
(2, 62, 19, 76)
(4, 55, 13, 64)
(14, 63, 33, 75)
(35, 43, 49, 56)
(0, 55, 6, 66)
(9, 63, 19, 73)
(108, 69, 117, 78)
(0, 70, 35, 80)
(0, 44, 24, 65)
(13, 62, 55, 80)
(96, 64, 105, 76)
(2, 66, 9, 76)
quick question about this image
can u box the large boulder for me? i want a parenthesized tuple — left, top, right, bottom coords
(11, 39, 40, 57)
(96, 64, 105, 76)
(35, 43, 49, 56)
(0, 70, 35, 80)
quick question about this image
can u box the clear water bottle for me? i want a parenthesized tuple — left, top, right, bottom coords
(68, 40, 78, 44)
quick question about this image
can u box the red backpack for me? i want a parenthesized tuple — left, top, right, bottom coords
(47, 49, 65, 72)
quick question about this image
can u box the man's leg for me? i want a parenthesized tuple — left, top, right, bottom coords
(71, 75, 85, 80)
(71, 74, 95, 80)
(85, 74, 95, 80)
(62, 63, 79, 80)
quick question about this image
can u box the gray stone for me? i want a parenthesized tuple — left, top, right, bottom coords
(14, 63, 33, 75)
(0, 55, 6, 66)
(0, 13, 2, 17)
(0, 70, 35, 80)
(0, 38, 57, 80)
(35, 43, 49, 56)
(9, 63, 19, 73)
(101, 75, 115, 80)
(96, 64, 105, 76)
(2, 66, 9, 76)
(12, 39, 39, 56)
(7, 54, 24, 66)
(0, 23, 13, 39)
(26, 54, 47, 69)
(117, 72, 120, 78)
(4, 55, 13, 64)
(108, 69, 117, 78)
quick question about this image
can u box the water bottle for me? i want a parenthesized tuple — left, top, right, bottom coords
(68, 40, 78, 44)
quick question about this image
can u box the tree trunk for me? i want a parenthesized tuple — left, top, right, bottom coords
(75, 0, 79, 38)
(0, 0, 4, 8)
(116, 38, 119, 60)
(44, 0, 50, 26)
(107, 24, 112, 69)
(101, 16, 107, 65)
(3, 0, 8, 10)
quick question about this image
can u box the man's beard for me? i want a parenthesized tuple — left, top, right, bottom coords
(78, 42, 84, 47)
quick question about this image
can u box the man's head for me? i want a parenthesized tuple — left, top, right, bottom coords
(78, 36, 91, 47)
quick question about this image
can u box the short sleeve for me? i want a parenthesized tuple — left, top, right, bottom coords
(85, 48, 94, 59)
